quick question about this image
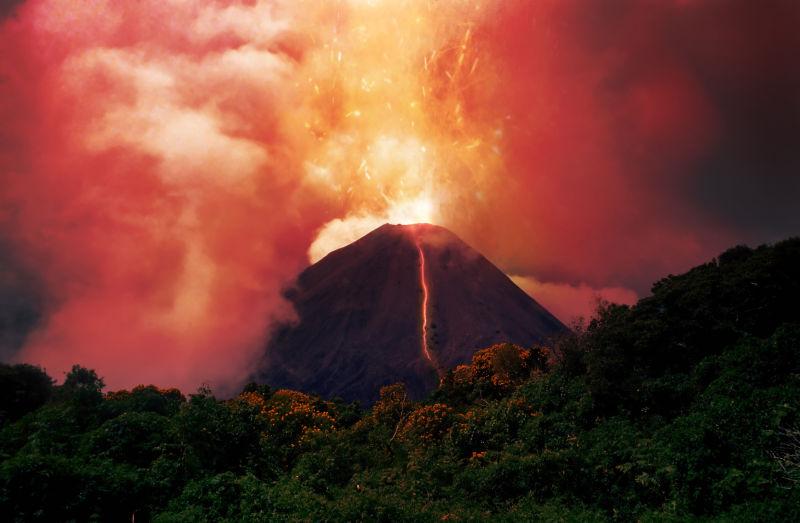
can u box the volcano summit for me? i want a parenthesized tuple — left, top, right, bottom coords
(258, 224, 566, 403)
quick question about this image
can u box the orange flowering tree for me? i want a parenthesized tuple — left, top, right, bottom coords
(235, 389, 336, 465)
(398, 403, 454, 444)
(437, 343, 552, 405)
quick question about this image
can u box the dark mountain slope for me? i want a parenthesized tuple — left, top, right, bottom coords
(259, 223, 566, 403)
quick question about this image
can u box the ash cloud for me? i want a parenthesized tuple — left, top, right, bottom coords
(451, 0, 800, 301)
(0, 0, 24, 19)
(0, 0, 329, 393)
(600, 0, 800, 244)
(1, 0, 798, 389)
(0, 243, 42, 360)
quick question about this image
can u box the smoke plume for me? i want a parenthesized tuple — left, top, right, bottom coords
(1, 0, 798, 390)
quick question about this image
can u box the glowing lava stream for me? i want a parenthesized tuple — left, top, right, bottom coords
(415, 236, 437, 372)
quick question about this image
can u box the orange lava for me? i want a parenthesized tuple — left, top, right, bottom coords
(415, 236, 434, 368)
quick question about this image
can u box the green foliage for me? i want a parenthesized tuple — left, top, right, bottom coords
(0, 237, 799, 520)
(0, 364, 53, 426)
(104, 385, 185, 417)
(85, 411, 173, 468)
(61, 365, 104, 398)
(0, 454, 143, 522)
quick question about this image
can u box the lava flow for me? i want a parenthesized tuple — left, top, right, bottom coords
(415, 236, 433, 365)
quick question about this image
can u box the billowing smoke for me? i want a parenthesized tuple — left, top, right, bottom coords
(461, 0, 800, 295)
(1, 0, 798, 391)
(0, 0, 328, 392)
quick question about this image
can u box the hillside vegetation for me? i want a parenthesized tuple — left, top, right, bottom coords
(1, 238, 799, 521)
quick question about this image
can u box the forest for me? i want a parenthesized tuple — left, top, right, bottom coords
(1, 238, 799, 521)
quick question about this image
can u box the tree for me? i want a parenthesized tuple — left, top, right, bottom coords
(54, 366, 106, 431)
(0, 363, 53, 425)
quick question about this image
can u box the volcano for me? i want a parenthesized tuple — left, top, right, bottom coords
(258, 224, 566, 403)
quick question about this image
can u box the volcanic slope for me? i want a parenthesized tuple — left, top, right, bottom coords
(259, 223, 567, 403)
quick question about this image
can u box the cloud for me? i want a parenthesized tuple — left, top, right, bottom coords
(0, 245, 43, 360)
(0, 0, 321, 393)
(438, 0, 799, 296)
(512, 276, 638, 325)
(0, 0, 24, 19)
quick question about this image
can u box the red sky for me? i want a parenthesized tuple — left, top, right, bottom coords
(1, 0, 798, 392)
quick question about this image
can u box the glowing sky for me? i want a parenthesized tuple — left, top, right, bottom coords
(1, 0, 798, 392)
